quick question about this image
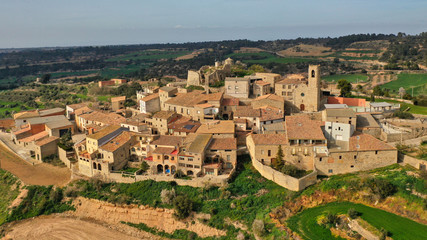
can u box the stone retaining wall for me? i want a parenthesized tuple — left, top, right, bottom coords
(400, 154, 427, 170)
(250, 155, 317, 191)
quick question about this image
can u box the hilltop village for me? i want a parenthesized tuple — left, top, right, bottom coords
(1, 59, 424, 191)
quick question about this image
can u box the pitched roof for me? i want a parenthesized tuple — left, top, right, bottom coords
(259, 107, 284, 121)
(79, 111, 126, 125)
(45, 118, 72, 129)
(152, 147, 175, 155)
(19, 131, 49, 143)
(13, 110, 39, 120)
(159, 86, 177, 92)
(187, 134, 212, 153)
(152, 111, 176, 120)
(0, 119, 15, 129)
(67, 103, 87, 110)
(234, 106, 260, 117)
(151, 135, 184, 146)
(250, 133, 287, 145)
(262, 122, 286, 132)
(87, 125, 122, 140)
(27, 115, 69, 126)
(349, 132, 395, 151)
(164, 90, 206, 107)
(111, 96, 126, 102)
(277, 78, 303, 85)
(35, 136, 59, 146)
(255, 80, 270, 86)
(325, 108, 356, 118)
(195, 103, 214, 109)
(168, 116, 201, 133)
(197, 120, 235, 134)
(254, 94, 284, 102)
(285, 115, 325, 140)
(141, 93, 159, 102)
(99, 131, 132, 152)
(205, 91, 223, 101)
(221, 95, 239, 106)
(208, 138, 237, 150)
(356, 114, 380, 129)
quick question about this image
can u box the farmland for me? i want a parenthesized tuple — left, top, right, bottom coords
(105, 50, 192, 62)
(322, 74, 368, 83)
(226, 52, 315, 64)
(287, 202, 427, 240)
(380, 73, 427, 97)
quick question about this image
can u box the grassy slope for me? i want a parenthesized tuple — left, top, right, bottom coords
(227, 52, 314, 64)
(288, 202, 427, 240)
(0, 170, 20, 225)
(380, 73, 427, 96)
(323, 74, 368, 83)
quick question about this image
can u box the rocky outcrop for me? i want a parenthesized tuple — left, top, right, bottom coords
(70, 197, 225, 238)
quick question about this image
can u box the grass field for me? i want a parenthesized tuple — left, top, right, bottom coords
(323, 74, 368, 83)
(105, 50, 191, 62)
(325, 51, 379, 61)
(287, 202, 427, 240)
(226, 52, 315, 64)
(97, 95, 110, 102)
(99, 65, 144, 79)
(380, 73, 427, 97)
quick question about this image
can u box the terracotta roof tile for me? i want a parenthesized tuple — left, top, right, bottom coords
(151, 135, 184, 146)
(285, 115, 325, 140)
(349, 132, 395, 151)
(197, 120, 235, 134)
(111, 96, 126, 102)
(221, 96, 239, 106)
(79, 111, 126, 125)
(99, 131, 132, 152)
(254, 94, 284, 102)
(165, 90, 206, 107)
(251, 133, 287, 145)
(35, 136, 59, 146)
(152, 147, 175, 154)
(152, 111, 176, 120)
(141, 93, 159, 102)
(19, 131, 49, 143)
(234, 106, 260, 117)
(208, 138, 237, 150)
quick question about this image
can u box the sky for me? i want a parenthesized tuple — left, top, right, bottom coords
(1, 0, 426, 48)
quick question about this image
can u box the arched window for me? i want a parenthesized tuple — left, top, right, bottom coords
(98, 164, 102, 171)
(311, 70, 315, 78)
(93, 162, 97, 169)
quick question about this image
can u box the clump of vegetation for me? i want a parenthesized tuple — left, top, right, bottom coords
(365, 178, 397, 200)
(124, 222, 202, 240)
(252, 219, 265, 236)
(347, 208, 360, 219)
(42, 154, 66, 167)
(393, 110, 414, 119)
(7, 186, 74, 222)
(337, 79, 352, 97)
(160, 188, 176, 205)
(173, 195, 193, 219)
(58, 130, 73, 151)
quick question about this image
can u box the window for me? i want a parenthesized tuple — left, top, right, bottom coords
(354, 155, 357, 159)
(227, 155, 230, 161)
(186, 164, 193, 168)
(288, 85, 291, 89)
(179, 163, 185, 167)
(339, 156, 342, 159)
(194, 165, 200, 169)
(301, 93, 305, 97)
(188, 157, 193, 161)
(351, 165, 354, 168)
(328, 169, 333, 173)
(375, 151, 378, 155)
(179, 157, 185, 161)
(319, 157, 322, 162)
(268, 150, 271, 157)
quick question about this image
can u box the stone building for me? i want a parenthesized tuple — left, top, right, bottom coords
(254, 72, 282, 91)
(111, 96, 126, 111)
(139, 93, 160, 114)
(275, 65, 323, 113)
(186, 59, 233, 87)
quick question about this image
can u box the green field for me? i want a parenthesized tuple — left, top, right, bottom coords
(48, 70, 99, 79)
(380, 73, 427, 96)
(227, 52, 315, 64)
(323, 74, 368, 83)
(105, 50, 191, 62)
(288, 202, 427, 240)
(325, 51, 379, 61)
(97, 95, 111, 102)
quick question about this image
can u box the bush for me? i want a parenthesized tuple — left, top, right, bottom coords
(325, 212, 339, 226)
(366, 178, 397, 199)
(160, 188, 176, 205)
(140, 161, 150, 173)
(252, 219, 265, 236)
(347, 208, 360, 219)
(393, 111, 414, 119)
(173, 195, 193, 219)
(380, 228, 390, 240)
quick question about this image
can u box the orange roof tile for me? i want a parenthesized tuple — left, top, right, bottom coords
(349, 132, 395, 151)
(19, 131, 49, 143)
(35, 136, 59, 146)
(111, 96, 126, 102)
(141, 93, 159, 102)
(99, 131, 132, 152)
(285, 115, 325, 140)
(208, 138, 237, 150)
(251, 133, 287, 145)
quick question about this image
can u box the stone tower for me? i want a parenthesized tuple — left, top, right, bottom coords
(307, 65, 321, 111)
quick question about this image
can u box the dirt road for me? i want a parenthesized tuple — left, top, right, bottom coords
(0, 144, 71, 186)
(2, 216, 162, 240)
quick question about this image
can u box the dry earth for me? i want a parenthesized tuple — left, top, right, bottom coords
(0, 144, 71, 186)
(277, 44, 332, 57)
(2, 215, 163, 240)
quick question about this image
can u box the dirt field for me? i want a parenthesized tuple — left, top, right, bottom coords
(278, 44, 332, 57)
(0, 144, 71, 186)
(2, 216, 162, 240)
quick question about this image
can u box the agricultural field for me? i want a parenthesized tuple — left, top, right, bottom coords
(380, 73, 427, 97)
(105, 50, 192, 62)
(48, 70, 98, 79)
(322, 74, 368, 83)
(226, 52, 315, 64)
(288, 202, 427, 240)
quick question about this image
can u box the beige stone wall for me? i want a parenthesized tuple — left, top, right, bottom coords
(225, 80, 249, 98)
(400, 154, 427, 170)
(186, 70, 201, 86)
(316, 149, 397, 175)
(250, 153, 317, 191)
(35, 139, 58, 162)
(58, 147, 73, 168)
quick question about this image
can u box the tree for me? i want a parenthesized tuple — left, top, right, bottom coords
(58, 130, 73, 151)
(248, 64, 265, 73)
(173, 195, 193, 219)
(40, 74, 51, 84)
(140, 161, 150, 173)
(160, 189, 176, 204)
(370, 93, 375, 102)
(398, 87, 406, 98)
(366, 178, 397, 199)
(273, 145, 284, 170)
(337, 79, 352, 97)
(373, 86, 384, 96)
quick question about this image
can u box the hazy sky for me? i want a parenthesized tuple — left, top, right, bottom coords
(1, 0, 426, 48)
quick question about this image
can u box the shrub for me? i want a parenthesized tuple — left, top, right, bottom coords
(380, 228, 390, 240)
(252, 219, 265, 236)
(393, 111, 414, 119)
(173, 195, 193, 219)
(160, 188, 176, 205)
(325, 212, 339, 226)
(347, 208, 360, 219)
(366, 178, 397, 199)
(140, 161, 150, 173)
